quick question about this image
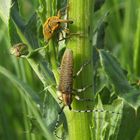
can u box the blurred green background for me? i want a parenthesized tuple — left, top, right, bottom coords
(0, 0, 140, 140)
(0, 0, 41, 139)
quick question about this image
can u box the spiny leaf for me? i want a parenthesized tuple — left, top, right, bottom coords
(99, 49, 140, 108)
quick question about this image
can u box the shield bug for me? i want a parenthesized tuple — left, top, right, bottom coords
(43, 7, 73, 42)
(53, 48, 121, 139)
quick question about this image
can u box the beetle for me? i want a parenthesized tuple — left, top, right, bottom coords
(54, 48, 121, 139)
(54, 48, 92, 139)
(57, 48, 93, 110)
(43, 7, 73, 42)
(57, 48, 73, 110)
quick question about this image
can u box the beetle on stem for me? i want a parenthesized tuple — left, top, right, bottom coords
(54, 48, 121, 139)
(43, 7, 73, 42)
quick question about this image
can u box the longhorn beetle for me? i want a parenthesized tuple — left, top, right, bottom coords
(54, 48, 121, 139)
(43, 6, 73, 42)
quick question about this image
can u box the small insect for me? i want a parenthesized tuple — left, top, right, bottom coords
(54, 48, 121, 139)
(54, 48, 92, 139)
(57, 48, 92, 110)
(43, 7, 73, 42)
(57, 48, 73, 110)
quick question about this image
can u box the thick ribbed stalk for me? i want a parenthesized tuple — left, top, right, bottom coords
(65, 0, 94, 140)
(133, 10, 140, 76)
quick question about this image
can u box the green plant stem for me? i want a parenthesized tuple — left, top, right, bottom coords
(65, 0, 94, 140)
(49, 39, 60, 84)
(133, 10, 140, 77)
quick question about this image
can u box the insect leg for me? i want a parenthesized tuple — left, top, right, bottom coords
(73, 60, 91, 78)
(57, 5, 69, 17)
(60, 32, 85, 42)
(72, 108, 121, 115)
(55, 19, 73, 24)
(58, 27, 85, 42)
(73, 84, 92, 93)
(57, 27, 72, 42)
(72, 85, 121, 115)
(72, 84, 93, 102)
(74, 95, 93, 102)
(57, 29, 68, 42)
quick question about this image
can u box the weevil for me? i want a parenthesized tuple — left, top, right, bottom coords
(54, 48, 121, 139)
(43, 7, 73, 42)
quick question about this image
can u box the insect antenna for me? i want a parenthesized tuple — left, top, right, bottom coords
(72, 108, 121, 115)
(54, 105, 65, 139)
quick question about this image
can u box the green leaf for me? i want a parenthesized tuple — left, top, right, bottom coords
(99, 49, 140, 108)
(94, 0, 105, 12)
(96, 86, 112, 104)
(0, 0, 11, 25)
(0, 66, 54, 139)
(9, 1, 39, 49)
(0, 66, 41, 105)
(117, 103, 140, 140)
(38, 0, 47, 23)
(9, 17, 21, 45)
(9, 0, 57, 101)
(91, 97, 123, 140)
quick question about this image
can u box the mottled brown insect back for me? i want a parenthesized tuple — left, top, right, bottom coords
(57, 48, 73, 110)
(43, 13, 73, 41)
